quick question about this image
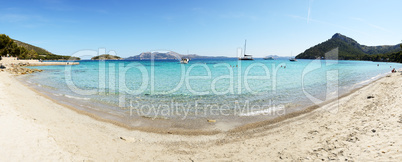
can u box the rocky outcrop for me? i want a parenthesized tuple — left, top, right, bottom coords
(5, 64, 43, 75)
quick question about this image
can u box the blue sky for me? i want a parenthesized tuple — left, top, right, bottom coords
(1, 0, 401, 58)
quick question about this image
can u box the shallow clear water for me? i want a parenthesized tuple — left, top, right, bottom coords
(20, 58, 402, 128)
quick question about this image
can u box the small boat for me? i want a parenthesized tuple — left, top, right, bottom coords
(238, 39, 254, 60)
(239, 54, 253, 60)
(180, 58, 189, 64)
(289, 52, 297, 61)
(263, 56, 274, 60)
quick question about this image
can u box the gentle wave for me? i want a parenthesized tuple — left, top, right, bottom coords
(64, 94, 91, 101)
(239, 106, 285, 117)
(352, 72, 388, 89)
(52, 93, 63, 97)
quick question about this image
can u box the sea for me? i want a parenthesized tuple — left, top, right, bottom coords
(19, 58, 402, 132)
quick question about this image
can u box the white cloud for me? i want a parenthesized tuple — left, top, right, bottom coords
(219, 12, 258, 21)
(350, 17, 390, 33)
(0, 14, 29, 22)
(307, 0, 314, 23)
(288, 14, 367, 35)
(0, 13, 48, 23)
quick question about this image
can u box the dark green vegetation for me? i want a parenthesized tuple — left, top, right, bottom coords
(0, 34, 79, 60)
(91, 54, 122, 60)
(296, 33, 402, 63)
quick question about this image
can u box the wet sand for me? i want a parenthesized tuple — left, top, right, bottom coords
(0, 69, 401, 161)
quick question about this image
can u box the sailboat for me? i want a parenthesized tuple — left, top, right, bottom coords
(238, 39, 254, 60)
(289, 52, 297, 62)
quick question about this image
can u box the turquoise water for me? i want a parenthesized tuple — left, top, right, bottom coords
(20, 59, 402, 129)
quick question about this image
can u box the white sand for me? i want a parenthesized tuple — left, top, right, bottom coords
(0, 70, 401, 161)
(0, 57, 78, 66)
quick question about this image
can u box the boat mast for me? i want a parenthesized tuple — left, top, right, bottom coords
(244, 39, 247, 56)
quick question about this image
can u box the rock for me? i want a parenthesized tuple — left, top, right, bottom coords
(371, 129, 376, 133)
(5, 64, 43, 75)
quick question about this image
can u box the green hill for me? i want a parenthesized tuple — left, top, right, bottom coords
(296, 33, 401, 61)
(13, 39, 52, 56)
(0, 34, 79, 60)
(91, 54, 122, 60)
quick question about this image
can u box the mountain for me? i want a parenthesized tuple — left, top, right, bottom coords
(91, 54, 122, 60)
(125, 51, 231, 60)
(296, 33, 401, 60)
(126, 51, 181, 60)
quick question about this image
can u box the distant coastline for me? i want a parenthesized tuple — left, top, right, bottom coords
(124, 51, 232, 60)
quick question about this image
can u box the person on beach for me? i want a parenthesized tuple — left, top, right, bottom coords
(391, 68, 396, 73)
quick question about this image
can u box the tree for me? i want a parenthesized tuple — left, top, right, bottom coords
(27, 49, 38, 59)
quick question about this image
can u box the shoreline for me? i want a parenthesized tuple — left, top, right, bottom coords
(18, 74, 383, 135)
(15, 66, 395, 135)
(1, 69, 401, 160)
(230, 70, 394, 133)
(0, 57, 79, 66)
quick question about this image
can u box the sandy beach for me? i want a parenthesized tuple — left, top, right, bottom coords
(0, 57, 78, 67)
(0, 68, 401, 161)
